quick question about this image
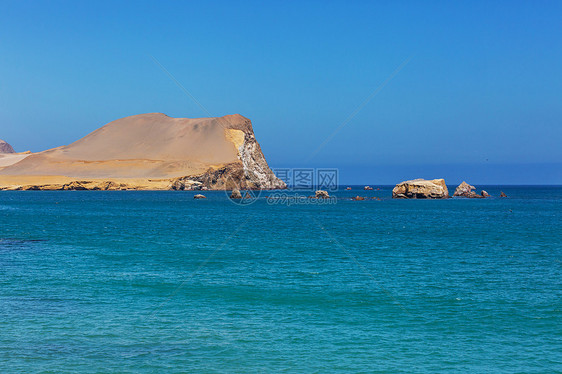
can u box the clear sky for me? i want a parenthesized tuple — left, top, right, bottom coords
(1, 1, 561, 184)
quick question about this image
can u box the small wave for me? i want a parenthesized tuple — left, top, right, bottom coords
(0, 238, 47, 249)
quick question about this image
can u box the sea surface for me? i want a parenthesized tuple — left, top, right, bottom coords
(1, 186, 561, 373)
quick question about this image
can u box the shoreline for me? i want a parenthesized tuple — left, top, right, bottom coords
(0, 175, 288, 191)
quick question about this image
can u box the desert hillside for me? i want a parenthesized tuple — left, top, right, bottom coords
(0, 113, 285, 190)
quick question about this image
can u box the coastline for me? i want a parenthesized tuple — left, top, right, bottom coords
(0, 175, 174, 191)
(0, 173, 289, 191)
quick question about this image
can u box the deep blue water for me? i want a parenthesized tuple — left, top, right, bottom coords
(1, 186, 561, 373)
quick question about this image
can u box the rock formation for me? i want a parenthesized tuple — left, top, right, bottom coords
(0, 140, 15, 154)
(364, 186, 373, 190)
(392, 178, 449, 199)
(230, 188, 242, 199)
(0, 113, 286, 191)
(481, 190, 490, 197)
(352, 196, 365, 201)
(315, 190, 330, 199)
(500, 191, 507, 197)
(194, 194, 206, 199)
(453, 181, 484, 198)
(454, 181, 475, 197)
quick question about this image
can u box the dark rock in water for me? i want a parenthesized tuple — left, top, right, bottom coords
(392, 178, 449, 199)
(364, 186, 373, 190)
(481, 190, 490, 197)
(230, 188, 242, 199)
(352, 196, 365, 201)
(315, 190, 330, 199)
(194, 194, 206, 199)
(0, 139, 15, 154)
(500, 191, 507, 198)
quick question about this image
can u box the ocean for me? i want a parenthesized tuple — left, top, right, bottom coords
(1, 186, 561, 372)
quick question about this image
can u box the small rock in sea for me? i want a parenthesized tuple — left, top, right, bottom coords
(194, 194, 206, 199)
(364, 186, 373, 190)
(352, 196, 365, 201)
(453, 181, 481, 198)
(346, 187, 352, 190)
(500, 191, 507, 197)
(230, 188, 242, 199)
(315, 190, 330, 199)
(481, 190, 490, 197)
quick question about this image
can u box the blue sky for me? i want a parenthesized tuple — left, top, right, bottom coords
(1, 1, 561, 184)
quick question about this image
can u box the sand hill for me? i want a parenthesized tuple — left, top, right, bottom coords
(0, 113, 286, 191)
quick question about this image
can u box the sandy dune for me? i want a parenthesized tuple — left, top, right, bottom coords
(0, 153, 31, 168)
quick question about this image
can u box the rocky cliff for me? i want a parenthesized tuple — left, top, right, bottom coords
(0, 113, 286, 191)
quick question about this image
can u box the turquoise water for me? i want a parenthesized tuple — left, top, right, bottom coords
(1, 186, 561, 373)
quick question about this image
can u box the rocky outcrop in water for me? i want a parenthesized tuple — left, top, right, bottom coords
(0, 140, 15, 154)
(230, 188, 242, 199)
(453, 181, 492, 198)
(453, 181, 485, 198)
(392, 178, 449, 199)
(315, 190, 330, 198)
(453, 181, 476, 197)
